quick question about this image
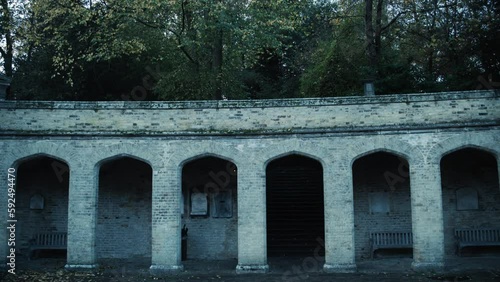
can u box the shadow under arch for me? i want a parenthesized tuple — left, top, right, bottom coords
(265, 153, 325, 259)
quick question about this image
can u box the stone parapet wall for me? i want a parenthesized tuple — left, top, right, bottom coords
(0, 90, 498, 136)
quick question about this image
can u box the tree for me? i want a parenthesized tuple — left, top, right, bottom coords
(7, 0, 499, 100)
(0, 0, 18, 77)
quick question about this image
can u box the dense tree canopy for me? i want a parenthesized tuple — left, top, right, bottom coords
(1, 0, 499, 100)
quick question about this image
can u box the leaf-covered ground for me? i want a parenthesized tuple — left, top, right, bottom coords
(2, 255, 500, 281)
(2, 268, 500, 282)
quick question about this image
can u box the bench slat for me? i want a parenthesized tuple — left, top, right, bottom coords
(454, 228, 500, 256)
(29, 232, 67, 260)
(370, 231, 413, 258)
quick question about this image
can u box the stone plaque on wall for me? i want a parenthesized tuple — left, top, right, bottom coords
(369, 192, 390, 213)
(212, 190, 232, 218)
(456, 187, 478, 210)
(30, 194, 44, 210)
(190, 191, 208, 216)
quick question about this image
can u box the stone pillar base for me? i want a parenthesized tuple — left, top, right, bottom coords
(65, 264, 99, 271)
(236, 264, 269, 274)
(411, 261, 444, 272)
(149, 264, 184, 274)
(323, 263, 357, 273)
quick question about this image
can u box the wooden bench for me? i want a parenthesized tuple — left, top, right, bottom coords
(370, 231, 413, 258)
(455, 228, 500, 256)
(28, 232, 67, 260)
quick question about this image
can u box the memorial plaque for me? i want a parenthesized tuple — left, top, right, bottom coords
(190, 191, 208, 216)
(369, 192, 390, 213)
(456, 187, 478, 210)
(213, 190, 232, 218)
(30, 194, 44, 210)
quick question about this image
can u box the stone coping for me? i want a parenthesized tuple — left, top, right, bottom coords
(0, 90, 498, 110)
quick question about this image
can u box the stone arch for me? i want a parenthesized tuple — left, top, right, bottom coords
(264, 150, 326, 170)
(429, 135, 499, 163)
(440, 144, 498, 160)
(12, 152, 70, 170)
(351, 148, 411, 168)
(94, 153, 153, 171)
(7, 142, 72, 170)
(347, 136, 416, 167)
(179, 152, 238, 172)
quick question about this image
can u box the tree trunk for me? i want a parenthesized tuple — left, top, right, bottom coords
(213, 0, 223, 100)
(5, 31, 13, 77)
(365, 0, 377, 78)
(375, 0, 383, 61)
(213, 29, 223, 100)
(1, 0, 13, 77)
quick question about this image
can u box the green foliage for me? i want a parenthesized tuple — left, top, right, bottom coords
(6, 0, 500, 100)
(300, 40, 364, 97)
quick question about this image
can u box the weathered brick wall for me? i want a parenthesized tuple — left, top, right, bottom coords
(181, 208, 238, 260)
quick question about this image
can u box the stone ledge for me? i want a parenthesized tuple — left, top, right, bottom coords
(64, 264, 99, 271)
(236, 264, 269, 274)
(323, 263, 357, 273)
(411, 261, 445, 272)
(149, 264, 184, 274)
(0, 90, 496, 110)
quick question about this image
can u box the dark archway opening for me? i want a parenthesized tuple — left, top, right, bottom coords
(16, 156, 69, 259)
(182, 156, 238, 260)
(353, 152, 412, 260)
(441, 148, 500, 257)
(97, 157, 152, 259)
(266, 154, 324, 257)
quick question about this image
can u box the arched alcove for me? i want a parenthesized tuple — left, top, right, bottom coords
(352, 151, 412, 260)
(440, 148, 500, 257)
(15, 155, 70, 259)
(266, 154, 324, 258)
(181, 156, 238, 260)
(96, 156, 152, 259)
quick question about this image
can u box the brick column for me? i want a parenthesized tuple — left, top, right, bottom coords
(65, 164, 98, 269)
(410, 159, 445, 271)
(323, 156, 356, 273)
(0, 161, 10, 269)
(236, 163, 268, 273)
(150, 166, 183, 273)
